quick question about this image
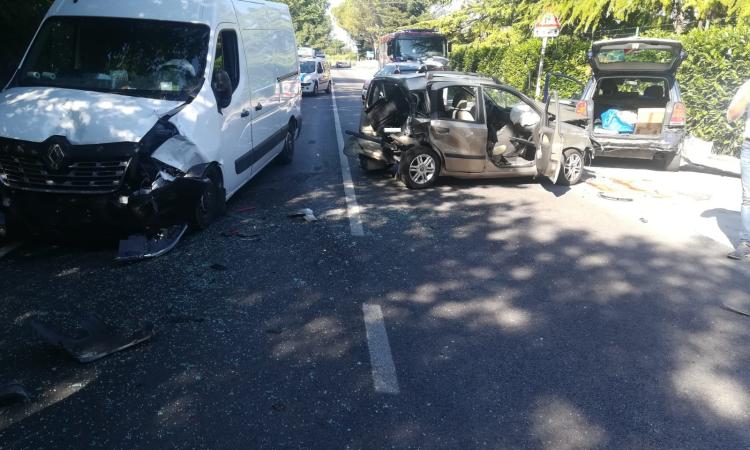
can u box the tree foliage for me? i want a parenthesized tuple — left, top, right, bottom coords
(277, 0, 333, 49)
(333, 0, 443, 49)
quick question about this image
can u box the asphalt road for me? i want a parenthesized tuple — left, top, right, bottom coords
(1, 67, 749, 449)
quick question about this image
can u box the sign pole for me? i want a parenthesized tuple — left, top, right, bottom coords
(534, 36, 548, 100)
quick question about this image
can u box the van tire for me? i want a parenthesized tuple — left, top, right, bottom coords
(276, 127, 295, 165)
(325, 81, 332, 94)
(191, 166, 225, 230)
(313, 82, 319, 96)
(400, 147, 440, 189)
(556, 148, 585, 185)
(660, 152, 681, 172)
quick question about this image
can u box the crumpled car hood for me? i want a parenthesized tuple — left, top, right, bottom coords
(0, 87, 182, 144)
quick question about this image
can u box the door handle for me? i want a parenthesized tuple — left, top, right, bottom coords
(434, 127, 450, 134)
(254, 103, 263, 111)
(241, 110, 250, 118)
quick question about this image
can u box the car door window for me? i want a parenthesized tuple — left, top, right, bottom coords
(213, 30, 240, 93)
(436, 86, 479, 123)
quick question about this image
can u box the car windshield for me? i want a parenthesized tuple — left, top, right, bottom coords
(14, 17, 210, 101)
(393, 37, 446, 60)
(300, 61, 317, 74)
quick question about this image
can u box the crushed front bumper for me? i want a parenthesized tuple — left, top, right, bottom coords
(0, 168, 209, 236)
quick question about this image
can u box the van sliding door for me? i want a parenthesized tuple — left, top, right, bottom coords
(241, 28, 283, 171)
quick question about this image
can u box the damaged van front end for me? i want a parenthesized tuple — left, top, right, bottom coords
(0, 115, 217, 243)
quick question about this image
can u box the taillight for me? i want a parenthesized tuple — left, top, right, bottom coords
(670, 102, 686, 126)
(575, 100, 588, 117)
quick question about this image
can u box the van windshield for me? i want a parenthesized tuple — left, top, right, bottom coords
(14, 17, 210, 101)
(300, 61, 317, 74)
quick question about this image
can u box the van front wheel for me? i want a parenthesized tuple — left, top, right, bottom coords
(313, 82, 319, 96)
(191, 166, 225, 230)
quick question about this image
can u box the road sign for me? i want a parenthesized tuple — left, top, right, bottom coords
(533, 13, 561, 38)
(533, 13, 561, 99)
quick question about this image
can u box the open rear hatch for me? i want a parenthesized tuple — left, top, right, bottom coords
(590, 38, 685, 75)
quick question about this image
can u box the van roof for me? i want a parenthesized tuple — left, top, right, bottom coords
(46, 0, 290, 26)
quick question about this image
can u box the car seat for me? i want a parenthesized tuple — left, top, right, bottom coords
(452, 99, 475, 121)
(644, 85, 664, 99)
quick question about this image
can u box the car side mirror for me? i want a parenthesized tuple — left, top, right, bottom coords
(212, 69, 233, 110)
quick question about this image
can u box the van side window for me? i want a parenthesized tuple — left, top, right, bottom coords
(214, 30, 240, 92)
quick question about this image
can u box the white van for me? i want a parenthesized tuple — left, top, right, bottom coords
(0, 0, 301, 248)
(299, 58, 331, 95)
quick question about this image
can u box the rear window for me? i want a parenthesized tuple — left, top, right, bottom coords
(594, 78, 669, 99)
(596, 48, 675, 65)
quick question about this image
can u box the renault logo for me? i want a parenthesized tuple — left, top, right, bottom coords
(45, 143, 66, 171)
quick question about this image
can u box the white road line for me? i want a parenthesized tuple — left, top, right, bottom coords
(362, 303, 400, 394)
(0, 242, 21, 260)
(331, 83, 365, 237)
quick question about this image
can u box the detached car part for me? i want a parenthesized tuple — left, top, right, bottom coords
(31, 313, 155, 363)
(0, 383, 30, 405)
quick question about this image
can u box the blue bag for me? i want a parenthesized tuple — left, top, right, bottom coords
(601, 109, 635, 133)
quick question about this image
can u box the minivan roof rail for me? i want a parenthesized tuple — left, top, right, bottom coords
(426, 71, 500, 84)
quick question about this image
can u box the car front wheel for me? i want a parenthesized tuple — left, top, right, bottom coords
(400, 147, 440, 189)
(556, 148, 584, 186)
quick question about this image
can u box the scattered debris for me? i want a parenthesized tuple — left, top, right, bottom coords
(0, 383, 30, 406)
(221, 228, 261, 240)
(721, 304, 750, 318)
(598, 192, 634, 202)
(210, 263, 228, 271)
(234, 205, 256, 214)
(0, 242, 22, 260)
(116, 224, 189, 262)
(30, 313, 155, 363)
(289, 208, 318, 223)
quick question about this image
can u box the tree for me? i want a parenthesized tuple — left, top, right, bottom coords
(333, 0, 444, 51)
(278, 0, 334, 49)
(0, 0, 53, 85)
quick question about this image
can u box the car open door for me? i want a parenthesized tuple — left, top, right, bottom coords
(590, 38, 685, 75)
(536, 91, 564, 182)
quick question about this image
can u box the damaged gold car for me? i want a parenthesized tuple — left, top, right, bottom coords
(346, 72, 592, 189)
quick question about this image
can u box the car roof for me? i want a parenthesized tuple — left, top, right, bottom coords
(373, 71, 507, 91)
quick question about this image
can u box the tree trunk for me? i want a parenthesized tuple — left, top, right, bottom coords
(671, 0, 686, 33)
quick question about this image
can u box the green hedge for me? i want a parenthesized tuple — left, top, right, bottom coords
(451, 26, 750, 155)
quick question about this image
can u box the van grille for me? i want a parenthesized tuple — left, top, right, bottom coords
(0, 138, 134, 194)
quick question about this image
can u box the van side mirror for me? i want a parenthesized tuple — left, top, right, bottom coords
(212, 70, 233, 110)
(317, 67, 324, 74)
(448, 42, 453, 53)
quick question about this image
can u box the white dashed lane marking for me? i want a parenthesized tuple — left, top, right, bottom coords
(331, 82, 365, 237)
(362, 303, 400, 394)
